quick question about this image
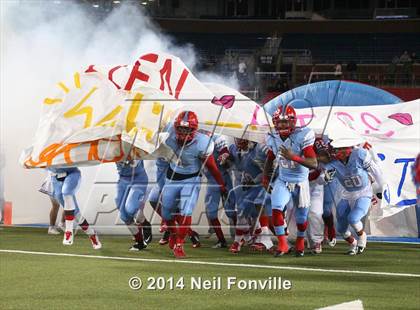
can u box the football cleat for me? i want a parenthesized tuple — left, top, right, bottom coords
(189, 231, 201, 248)
(311, 242, 322, 254)
(62, 230, 74, 246)
(57, 222, 65, 232)
(129, 241, 147, 251)
(159, 231, 170, 245)
(89, 233, 102, 250)
(273, 250, 288, 257)
(48, 226, 60, 235)
(142, 221, 152, 245)
(250, 242, 266, 252)
(328, 238, 337, 247)
(173, 244, 186, 259)
(295, 250, 304, 257)
(347, 241, 358, 256)
(229, 241, 241, 254)
(212, 240, 228, 249)
(204, 227, 215, 239)
(357, 232, 367, 254)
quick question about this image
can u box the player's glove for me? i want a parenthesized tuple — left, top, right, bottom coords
(324, 168, 336, 183)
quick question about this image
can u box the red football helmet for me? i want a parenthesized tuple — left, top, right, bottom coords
(272, 105, 297, 138)
(314, 138, 331, 155)
(174, 111, 199, 145)
(234, 138, 249, 151)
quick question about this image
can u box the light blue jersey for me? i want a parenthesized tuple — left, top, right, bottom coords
(228, 143, 268, 181)
(115, 160, 148, 224)
(229, 143, 271, 217)
(161, 126, 213, 219)
(165, 126, 214, 175)
(204, 134, 229, 178)
(116, 160, 146, 179)
(204, 134, 236, 220)
(324, 148, 372, 193)
(266, 127, 315, 183)
(148, 158, 169, 204)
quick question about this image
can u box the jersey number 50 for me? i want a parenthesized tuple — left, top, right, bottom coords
(343, 175, 362, 188)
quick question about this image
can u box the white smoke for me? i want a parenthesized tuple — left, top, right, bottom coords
(0, 0, 236, 224)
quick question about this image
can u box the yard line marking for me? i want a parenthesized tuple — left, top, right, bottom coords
(1, 249, 420, 278)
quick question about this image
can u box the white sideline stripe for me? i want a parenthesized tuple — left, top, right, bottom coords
(1, 249, 420, 278)
(317, 299, 364, 310)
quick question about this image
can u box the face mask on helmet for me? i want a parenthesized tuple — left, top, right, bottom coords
(235, 138, 249, 150)
(175, 126, 196, 144)
(332, 147, 353, 161)
(272, 105, 297, 138)
(314, 138, 332, 163)
(174, 111, 198, 145)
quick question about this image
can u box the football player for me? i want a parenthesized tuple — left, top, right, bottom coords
(225, 138, 273, 253)
(39, 170, 64, 235)
(204, 134, 236, 249)
(307, 138, 339, 253)
(49, 167, 101, 249)
(161, 111, 226, 258)
(263, 104, 317, 257)
(323, 140, 385, 255)
(115, 159, 151, 251)
(148, 158, 201, 247)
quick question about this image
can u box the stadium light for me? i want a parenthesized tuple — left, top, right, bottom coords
(92, 3, 100, 8)
(113, 0, 121, 4)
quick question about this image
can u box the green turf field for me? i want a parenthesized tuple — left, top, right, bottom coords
(1, 227, 419, 310)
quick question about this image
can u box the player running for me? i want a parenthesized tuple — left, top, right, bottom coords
(161, 111, 226, 258)
(204, 134, 236, 249)
(115, 159, 152, 251)
(263, 104, 318, 257)
(224, 138, 273, 253)
(323, 140, 385, 255)
(48, 167, 101, 249)
(148, 157, 201, 247)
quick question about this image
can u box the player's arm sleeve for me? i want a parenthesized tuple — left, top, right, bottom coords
(213, 135, 228, 153)
(198, 136, 215, 159)
(204, 154, 225, 190)
(302, 129, 315, 150)
(361, 149, 386, 190)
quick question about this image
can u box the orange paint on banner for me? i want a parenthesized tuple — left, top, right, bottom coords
(25, 137, 126, 168)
